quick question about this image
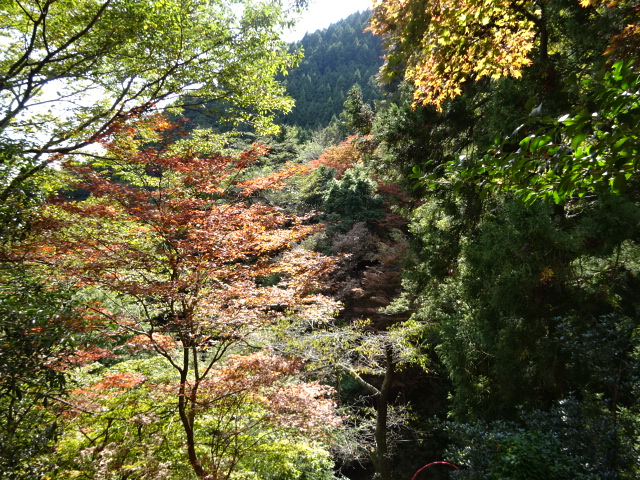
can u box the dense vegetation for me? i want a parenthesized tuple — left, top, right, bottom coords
(167, 10, 382, 136)
(279, 10, 384, 130)
(1, 1, 639, 480)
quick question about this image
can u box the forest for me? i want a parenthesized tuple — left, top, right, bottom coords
(0, 1, 638, 480)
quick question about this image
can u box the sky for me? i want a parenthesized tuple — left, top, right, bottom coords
(283, 0, 373, 42)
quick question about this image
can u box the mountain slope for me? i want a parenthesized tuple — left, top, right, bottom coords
(281, 10, 384, 130)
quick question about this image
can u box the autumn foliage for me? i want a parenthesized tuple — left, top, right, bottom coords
(16, 114, 341, 479)
(308, 136, 363, 178)
(369, 0, 536, 110)
(27, 114, 334, 339)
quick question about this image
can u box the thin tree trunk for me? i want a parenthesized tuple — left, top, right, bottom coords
(374, 346, 395, 480)
(177, 346, 207, 479)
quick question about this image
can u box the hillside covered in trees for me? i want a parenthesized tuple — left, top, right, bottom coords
(165, 10, 382, 135)
(1, 1, 639, 480)
(279, 10, 384, 130)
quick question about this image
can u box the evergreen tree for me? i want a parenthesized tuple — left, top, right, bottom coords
(281, 10, 384, 130)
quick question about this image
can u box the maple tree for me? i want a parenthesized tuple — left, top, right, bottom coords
(308, 137, 363, 178)
(275, 312, 422, 480)
(272, 174, 416, 480)
(369, 0, 538, 110)
(13, 114, 341, 479)
(0, 237, 118, 478)
(368, 0, 639, 111)
(56, 353, 338, 480)
(352, 1, 640, 476)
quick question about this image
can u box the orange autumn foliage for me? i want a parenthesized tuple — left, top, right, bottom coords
(17, 114, 341, 480)
(309, 136, 363, 178)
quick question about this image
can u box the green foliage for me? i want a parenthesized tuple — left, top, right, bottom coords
(242, 441, 336, 480)
(0, 142, 68, 242)
(281, 10, 383, 130)
(296, 122, 347, 163)
(382, 187, 480, 326)
(453, 60, 639, 204)
(445, 420, 591, 480)
(299, 165, 337, 209)
(323, 164, 384, 233)
(359, 2, 640, 478)
(0, 143, 40, 242)
(0, 268, 83, 480)
(2, 1, 639, 477)
(370, 83, 476, 194)
(443, 395, 639, 480)
(0, 0, 300, 209)
(54, 355, 338, 480)
(394, 192, 640, 422)
(2, 0, 297, 137)
(341, 84, 374, 136)
(557, 312, 639, 403)
(55, 358, 186, 480)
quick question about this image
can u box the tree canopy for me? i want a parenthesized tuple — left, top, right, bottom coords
(7, 113, 341, 479)
(369, 0, 538, 110)
(0, 0, 300, 204)
(280, 10, 383, 130)
(1, 1, 640, 479)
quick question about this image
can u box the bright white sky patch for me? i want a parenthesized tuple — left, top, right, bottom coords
(284, 0, 373, 42)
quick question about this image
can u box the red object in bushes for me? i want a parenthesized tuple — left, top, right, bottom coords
(411, 461, 460, 480)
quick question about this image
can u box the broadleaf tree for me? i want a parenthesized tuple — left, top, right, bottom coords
(457, 59, 639, 204)
(369, 0, 538, 111)
(56, 353, 339, 480)
(0, 0, 303, 205)
(10, 114, 342, 479)
(364, 0, 640, 476)
(0, 267, 94, 480)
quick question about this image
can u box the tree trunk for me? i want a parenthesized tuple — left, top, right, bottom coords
(374, 346, 395, 480)
(177, 346, 207, 479)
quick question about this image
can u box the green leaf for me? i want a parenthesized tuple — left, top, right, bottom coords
(571, 132, 589, 151)
(611, 173, 626, 194)
(613, 137, 629, 151)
